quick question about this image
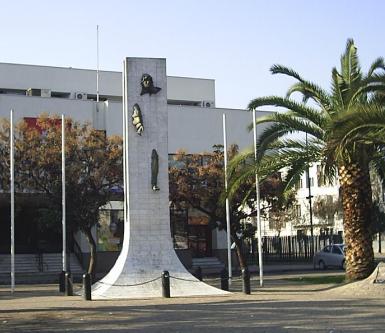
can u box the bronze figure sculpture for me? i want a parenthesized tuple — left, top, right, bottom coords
(151, 149, 160, 191)
(132, 104, 144, 135)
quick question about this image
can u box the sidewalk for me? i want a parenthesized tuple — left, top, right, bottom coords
(1, 275, 385, 333)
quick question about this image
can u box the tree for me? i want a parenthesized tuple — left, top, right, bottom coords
(230, 39, 385, 281)
(0, 115, 123, 275)
(312, 195, 342, 228)
(169, 145, 291, 270)
(169, 145, 255, 269)
(259, 173, 297, 235)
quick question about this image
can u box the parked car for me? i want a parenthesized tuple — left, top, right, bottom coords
(313, 244, 345, 270)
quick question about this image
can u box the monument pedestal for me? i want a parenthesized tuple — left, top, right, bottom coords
(92, 58, 228, 299)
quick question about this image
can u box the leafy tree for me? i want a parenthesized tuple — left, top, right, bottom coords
(169, 145, 290, 270)
(312, 195, 342, 227)
(259, 173, 297, 235)
(0, 115, 123, 275)
(229, 39, 385, 281)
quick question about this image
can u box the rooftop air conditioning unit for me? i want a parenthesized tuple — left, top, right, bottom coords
(201, 100, 214, 108)
(26, 88, 41, 97)
(40, 89, 51, 98)
(74, 92, 87, 100)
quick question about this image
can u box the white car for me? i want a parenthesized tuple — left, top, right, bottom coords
(313, 244, 345, 270)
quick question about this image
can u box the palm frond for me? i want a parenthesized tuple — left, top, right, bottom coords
(248, 96, 326, 128)
(270, 64, 304, 81)
(286, 81, 331, 111)
(367, 57, 385, 77)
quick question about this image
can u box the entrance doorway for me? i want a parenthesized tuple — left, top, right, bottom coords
(187, 214, 212, 258)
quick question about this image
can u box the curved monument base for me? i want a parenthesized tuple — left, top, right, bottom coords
(92, 251, 229, 299)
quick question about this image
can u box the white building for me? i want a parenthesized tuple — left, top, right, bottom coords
(0, 62, 271, 272)
(261, 163, 344, 238)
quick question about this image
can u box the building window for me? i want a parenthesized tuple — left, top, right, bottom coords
(97, 209, 124, 251)
(295, 204, 301, 217)
(306, 177, 314, 188)
(295, 179, 303, 190)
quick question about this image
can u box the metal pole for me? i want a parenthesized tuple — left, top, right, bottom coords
(10, 109, 15, 293)
(96, 25, 100, 103)
(222, 114, 232, 283)
(306, 132, 314, 256)
(62, 114, 67, 272)
(253, 109, 264, 287)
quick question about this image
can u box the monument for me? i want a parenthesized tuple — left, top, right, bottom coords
(92, 58, 228, 298)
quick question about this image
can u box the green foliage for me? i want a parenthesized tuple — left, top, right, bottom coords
(0, 115, 123, 274)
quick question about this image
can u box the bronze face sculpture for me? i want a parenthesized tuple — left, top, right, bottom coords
(140, 74, 161, 96)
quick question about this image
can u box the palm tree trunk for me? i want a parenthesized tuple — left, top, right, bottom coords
(339, 163, 374, 281)
(84, 228, 97, 278)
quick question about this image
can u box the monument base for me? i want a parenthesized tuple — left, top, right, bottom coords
(92, 250, 229, 299)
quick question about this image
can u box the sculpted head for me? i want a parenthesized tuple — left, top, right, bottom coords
(140, 73, 161, 96)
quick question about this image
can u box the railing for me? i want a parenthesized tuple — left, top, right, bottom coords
(243, 234, 343, 264)
(35, 250, 47, 272)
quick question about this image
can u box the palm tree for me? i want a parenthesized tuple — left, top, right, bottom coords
(234, 39, 385, 281)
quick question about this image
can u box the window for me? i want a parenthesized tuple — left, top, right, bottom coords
(322, 246, 331, 253)
(295, 204, 301, 217)
(305, 176, 314, 188)
(295, 179, 303, 190)
(332, 245, 343, 255)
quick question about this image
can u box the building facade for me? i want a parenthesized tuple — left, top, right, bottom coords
(0, 62, 271, 271)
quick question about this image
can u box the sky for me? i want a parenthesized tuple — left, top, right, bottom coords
(1, 0, 385, 110)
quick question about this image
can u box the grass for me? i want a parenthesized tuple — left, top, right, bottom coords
(285, 275, 346, 284)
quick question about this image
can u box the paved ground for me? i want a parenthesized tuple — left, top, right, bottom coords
(1, 271, 385, 333)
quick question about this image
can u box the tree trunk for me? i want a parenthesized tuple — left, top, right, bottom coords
(84, 228, 97, 278)
(339, 164, 374, 281)
(231, 231, 247, 271)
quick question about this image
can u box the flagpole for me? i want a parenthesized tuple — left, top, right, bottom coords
(62, 114, 67, 273)
(253, 109, 263, 287)
(10, 109, 15, 293)
(96, 25, 100, 103)
(222, 114, 232, 283)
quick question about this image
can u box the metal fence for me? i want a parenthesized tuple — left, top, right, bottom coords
(243, 234, 344, 264)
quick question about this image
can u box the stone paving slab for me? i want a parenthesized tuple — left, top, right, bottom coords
(0, 273, 385, 333)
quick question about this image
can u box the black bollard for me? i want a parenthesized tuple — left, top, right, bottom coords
(83, 273, 92, 301)
(194, 266, 203, 281)
(220, 268, 229, 291)
(161, 271, 170, 298)
(242, 268, 251, 295)
(59, 270, 66, 292)
(65, 272, 73, 296)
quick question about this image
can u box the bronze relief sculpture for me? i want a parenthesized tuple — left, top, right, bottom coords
(151, 149, 160, 191)
(140, 74, 161, 96)
(132, 103, 144, 135)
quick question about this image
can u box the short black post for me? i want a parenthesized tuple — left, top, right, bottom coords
(220, 268, 229, 291)
(194, 266, 202, 281)
(161, 270, 170, 298)
(65, 272, 73, 296)
(59, 270, 66, 292)
(83, 273, 92, 301)
(242, 268, 251, 295)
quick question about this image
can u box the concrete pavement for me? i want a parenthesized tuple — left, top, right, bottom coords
(1, 272, 385, 332)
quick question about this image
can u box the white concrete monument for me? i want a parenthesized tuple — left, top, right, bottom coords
(92, 58, 228, 299)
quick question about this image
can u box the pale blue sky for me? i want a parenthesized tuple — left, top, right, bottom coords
(1, 0, 384, 109)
